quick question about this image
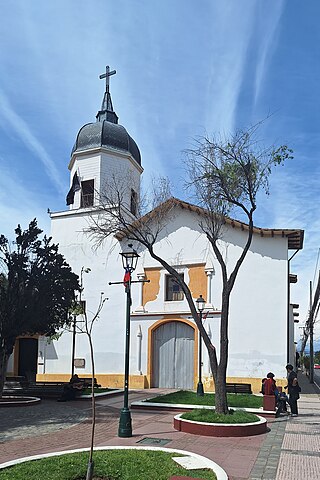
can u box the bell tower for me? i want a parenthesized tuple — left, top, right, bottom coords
(66, 66, 143, 214)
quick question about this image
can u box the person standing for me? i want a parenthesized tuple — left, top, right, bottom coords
(285, 364, 300, 416)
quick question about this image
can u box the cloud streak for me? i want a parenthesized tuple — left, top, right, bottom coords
(0, 89, 65, 195)
(204, 2, 257, 135)
(253, 0, 286, 104)
(0, 162, 51, 239)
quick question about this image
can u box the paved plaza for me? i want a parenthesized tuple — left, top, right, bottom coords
(0, 372, 319, 479)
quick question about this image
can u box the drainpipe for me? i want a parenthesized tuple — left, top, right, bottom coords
(287, 249, 299, 364)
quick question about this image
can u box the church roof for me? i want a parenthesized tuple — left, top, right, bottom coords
(71, 66, 141, 165)
(116, 197, 304, 250)
(71, 120, 141, 165)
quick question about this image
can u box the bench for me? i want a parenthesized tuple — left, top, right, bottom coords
(21, 382, 66, 399)
(77, 377, 101, 389)
(225, 383, 252, 394)
(18, 378, 101, 399)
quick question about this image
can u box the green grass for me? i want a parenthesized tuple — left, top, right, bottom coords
(147, 390, 263, 408)
(0, 450, 216, 480)
(181, 408, 260, 424)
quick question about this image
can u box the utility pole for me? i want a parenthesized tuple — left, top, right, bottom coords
(310, 281, 314, 384)
(303, 273, 320, 383)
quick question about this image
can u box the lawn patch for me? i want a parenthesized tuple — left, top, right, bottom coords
(181, 409, 260, 424)
(0, 450, 217, 480)
(147, 390, 263, 409)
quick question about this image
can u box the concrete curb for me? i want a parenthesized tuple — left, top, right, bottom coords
(0, 396, 41, 407)
(80, 389, 123, 399)
(131, 399, 275, 415)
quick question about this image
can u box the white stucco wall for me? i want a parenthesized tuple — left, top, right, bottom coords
(48, 198, 291, 383)
(130, 208, 289, 380)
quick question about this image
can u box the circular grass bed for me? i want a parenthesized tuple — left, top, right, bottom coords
(174, 409, 267, 437)
(0, 449, 218, 480)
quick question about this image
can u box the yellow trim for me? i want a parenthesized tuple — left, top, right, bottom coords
(143, 268, 161, 306)
(188, 264, 207, 299)
(13, 335, 39, 376)
(147, 317, 197, 388)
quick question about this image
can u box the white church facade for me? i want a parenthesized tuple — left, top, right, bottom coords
(7, 68, 304, 393)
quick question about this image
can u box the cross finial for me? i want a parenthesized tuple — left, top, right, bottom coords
(99, 66, 116, 93)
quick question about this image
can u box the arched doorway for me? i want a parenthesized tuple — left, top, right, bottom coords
(152, 321, 195, 388)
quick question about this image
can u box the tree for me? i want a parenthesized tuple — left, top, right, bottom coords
(73, 267, 107, 480)
(88, 125, 292, 414)
(185, 125, 292, 412)
(0, 219, 79, 396)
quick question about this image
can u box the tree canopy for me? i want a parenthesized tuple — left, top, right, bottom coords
(0, 219, 79, 394)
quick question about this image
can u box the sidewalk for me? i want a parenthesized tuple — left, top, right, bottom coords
(250, 370, 320, 480)
(0, 373, 319, 480)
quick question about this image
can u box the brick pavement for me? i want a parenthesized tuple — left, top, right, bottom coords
(250, 371, 320, 480)
(0, 374, 319, 480)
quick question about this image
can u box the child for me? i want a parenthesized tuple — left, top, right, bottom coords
(275, 392, 289, 417)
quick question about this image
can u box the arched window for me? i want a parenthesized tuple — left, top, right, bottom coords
(130, 189, 137, 216)
(81, 180, 94, 207)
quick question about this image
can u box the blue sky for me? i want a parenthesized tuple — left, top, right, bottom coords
(0, 0, 319, 343)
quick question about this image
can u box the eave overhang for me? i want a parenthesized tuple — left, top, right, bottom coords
(115, 197, 304, 250)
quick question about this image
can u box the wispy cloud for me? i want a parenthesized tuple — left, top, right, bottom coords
(204, 2, 258, 134)
(0, 162, 51, 239)
(253, 0, 286, 104)
(0, 89, 65, 195)
(255, 161, 320, 322)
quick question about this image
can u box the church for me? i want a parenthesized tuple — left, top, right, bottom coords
(7, 67, 304, 393)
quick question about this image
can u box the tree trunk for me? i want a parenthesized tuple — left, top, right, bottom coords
(213, 289, 231, 414)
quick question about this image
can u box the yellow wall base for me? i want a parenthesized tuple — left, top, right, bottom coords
(36, 373, 148, 389)
(202, 376, 287, 394)
(36, 373, 286, 394)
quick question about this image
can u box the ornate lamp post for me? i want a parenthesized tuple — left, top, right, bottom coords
(118, 244, 139, 437)
(196, 295, 206, 396)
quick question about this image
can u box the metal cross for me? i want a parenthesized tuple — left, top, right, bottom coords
(99, 66, 116, 92)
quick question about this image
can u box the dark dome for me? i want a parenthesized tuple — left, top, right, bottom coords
(72, 120, 141, 166)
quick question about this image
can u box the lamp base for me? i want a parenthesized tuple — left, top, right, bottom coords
(197, 382, 204, 396)
(118, 407, 132, 437)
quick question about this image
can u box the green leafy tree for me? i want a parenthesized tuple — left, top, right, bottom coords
(0, 219, 79, 396)
(314, 351, 320, 364)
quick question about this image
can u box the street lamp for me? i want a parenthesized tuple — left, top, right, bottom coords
(118, 244, 139, 437)
(196, 294, 206, 396)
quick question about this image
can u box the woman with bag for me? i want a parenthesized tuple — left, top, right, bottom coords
(285, 364, 301, 417)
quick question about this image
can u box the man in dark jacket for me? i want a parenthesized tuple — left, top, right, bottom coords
(285, 364, 300, 416)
